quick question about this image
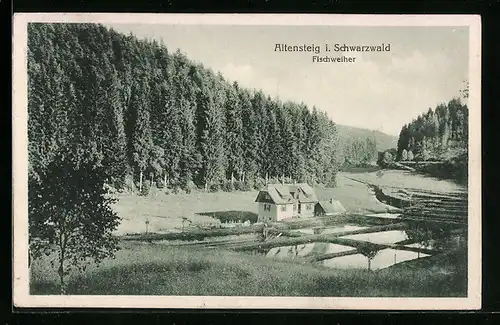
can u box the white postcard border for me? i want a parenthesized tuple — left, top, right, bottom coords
(12, 13, 482, 310)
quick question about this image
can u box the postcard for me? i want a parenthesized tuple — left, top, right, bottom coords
(12, 13, 481, 310)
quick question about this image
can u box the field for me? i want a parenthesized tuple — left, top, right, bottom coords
(344, 170, 465, 193)
(113, 171, 464, 236)
(113, 191, 259, 235)
(113, 172, 404, 236)
(30, 169, 468, 297)
(30, 240, 466, 297)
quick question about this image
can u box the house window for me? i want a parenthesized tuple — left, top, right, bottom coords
(293, 204, 297, 212)
(281, 205, 287, 212)
(264, 204, 271, 212)
(306, 204, 312, 211)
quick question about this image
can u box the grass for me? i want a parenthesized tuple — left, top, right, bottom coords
(343, 170, 465, 193)
(30, 240, 466, 297)
(38, 170, 463, 298)
(199, 210, 258, 223)
(316, 173, 398, 214)
(112, 172, 398, 236)
(112, 191, 258, 235)
(112, 170, 464, 236)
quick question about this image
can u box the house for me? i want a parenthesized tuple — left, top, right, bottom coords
(315, 198, 347, 217)
(255, 183, 343, 222)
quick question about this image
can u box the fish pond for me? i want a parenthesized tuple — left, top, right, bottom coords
(262, 224, 466, 271)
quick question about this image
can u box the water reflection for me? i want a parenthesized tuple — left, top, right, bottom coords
(405, 222, 467, 251)
(365, 213, 401, 219)
(293, 225, 367, 235)
(266, 242, 353, 259)
(405, 234, 466, 251)
(321, 248, 430, 270)
(341, 230, 409, 244)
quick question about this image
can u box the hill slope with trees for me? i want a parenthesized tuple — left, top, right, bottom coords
(393, 95, 468, 184)
(28, 23, 346, 195)
(336, 124, 398, 151)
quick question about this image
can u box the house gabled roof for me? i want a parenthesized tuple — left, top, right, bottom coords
(274, 184, 293, 200)
(255, 183, 319, 204)
(296, 183, 318, 203)
(316, 200, 347, 215)
(255, 184, 294, 204)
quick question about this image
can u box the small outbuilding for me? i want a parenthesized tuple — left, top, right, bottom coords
(315, 198, 347, 217)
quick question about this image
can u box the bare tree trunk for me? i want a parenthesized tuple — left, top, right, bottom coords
(368, 259, 371, 271)
(231, 172, 234, 185)
(164, 173, 167, 188)
(139, 171, 143, 193)
(58, 243, 66, 294)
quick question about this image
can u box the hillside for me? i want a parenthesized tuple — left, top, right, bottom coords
(27, 23, 340, 195)
(336, 124, 398, 151)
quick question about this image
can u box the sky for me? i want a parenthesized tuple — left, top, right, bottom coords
(106, 23, 469, 136)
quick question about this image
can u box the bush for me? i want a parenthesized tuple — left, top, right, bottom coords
(140, 181, 151, 196)
(156, 180, 165, 189)
(221, 180, 235, 192)
(234, 180, 245, 191)
(253, 177, 265, 190)
(242, 180, 253, 192)
(209, 183, 220, 193)
(183, 180, 198, 194)
(164, 187, 172, 195)
(123, 174, 136, 193)
(268, 177, 279, 184)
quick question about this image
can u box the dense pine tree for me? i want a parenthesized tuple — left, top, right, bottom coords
(396, 98, 468, 161)
(28, 22, 350, 194)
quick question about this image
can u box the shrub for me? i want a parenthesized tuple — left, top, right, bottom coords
(233, 180, 245, 191)
(221, 180, 235, 192)
(242, 180, 253, 192)
(141, 181, 151, 196)
(253, 177, 265, 190)
(123, 174, 136, 193)
(183, 180, 198, 194)
(269, 177, 279, 184)
(209, 183, 220, 193)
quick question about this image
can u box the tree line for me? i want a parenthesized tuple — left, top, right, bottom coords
(28, 23, 342, 196)
(396, 97, 468, 162)
(339, 137, 378, 167)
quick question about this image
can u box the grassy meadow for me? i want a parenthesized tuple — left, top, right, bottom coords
(30, 240, 466, 297)
(112, 172, 406, 235)
(30, 170, 467, 297)
(112, 190, 259, 235)
(343, 170, 466, 193)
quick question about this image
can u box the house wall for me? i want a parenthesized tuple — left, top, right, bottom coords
(299, 202, 316, 218)
(258, 202, 277, 222)
(258, 202, 295, 222)
(276, 203, 295, 221)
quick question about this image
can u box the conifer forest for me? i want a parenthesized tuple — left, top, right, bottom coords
(28, 23, 349, 194)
